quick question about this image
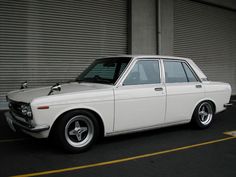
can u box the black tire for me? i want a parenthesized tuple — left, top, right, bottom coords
(54, 110, 99, 153)
(191, 101, 214, 129)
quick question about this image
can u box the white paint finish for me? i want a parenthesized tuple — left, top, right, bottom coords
(203, 81, 231, 113)
(165, 82, 204, 123)
(7, 82, 112, 103)
(31, 88, 115, 136)
(5, 55, 232, 139)
(114, 83, 166, 131)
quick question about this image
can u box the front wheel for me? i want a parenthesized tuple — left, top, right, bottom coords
(54, 110, 99, 153)
(191, 101, 214, 129)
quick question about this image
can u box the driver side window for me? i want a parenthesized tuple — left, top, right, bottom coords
(123, 60, 160, 85)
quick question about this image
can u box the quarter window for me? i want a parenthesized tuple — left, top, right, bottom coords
(123, 60, 160, 85)
(182, 63, 198, 82)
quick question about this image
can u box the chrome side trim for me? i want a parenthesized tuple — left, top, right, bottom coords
(105, 120, 190, 137)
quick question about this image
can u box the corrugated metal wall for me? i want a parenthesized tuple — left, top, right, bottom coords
(174, 0, 236, 94)
(0, 0, 127, 101)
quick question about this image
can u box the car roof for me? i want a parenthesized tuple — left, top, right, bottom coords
(102, 55, 192, 62)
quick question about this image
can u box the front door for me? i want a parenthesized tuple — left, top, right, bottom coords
(114, 59, 166, 132)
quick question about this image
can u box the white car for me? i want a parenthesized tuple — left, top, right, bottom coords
(5, 55, 232, 152)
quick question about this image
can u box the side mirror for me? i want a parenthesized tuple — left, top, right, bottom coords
(20, 81, 28, 89)
(48, 83, 61, 95)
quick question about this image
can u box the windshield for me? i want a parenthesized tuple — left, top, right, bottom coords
(76, 57, 131, 85)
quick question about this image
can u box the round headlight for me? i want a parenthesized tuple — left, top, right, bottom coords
(21, 104, 32, 117)
(26, 111, 32, 117)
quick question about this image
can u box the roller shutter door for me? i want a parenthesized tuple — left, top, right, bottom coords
(0, 0, 127, 102)
(174, 0, 236, 95)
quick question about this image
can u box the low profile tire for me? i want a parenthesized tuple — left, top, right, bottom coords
(191, 101, 214, 129)
(55, 110, 99, 153)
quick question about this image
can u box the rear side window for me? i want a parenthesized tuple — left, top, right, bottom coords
(164, 60, 198, 83)
(164, 61, 188, 83)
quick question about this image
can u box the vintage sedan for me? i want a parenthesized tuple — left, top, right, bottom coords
(5, 55, 232, 152)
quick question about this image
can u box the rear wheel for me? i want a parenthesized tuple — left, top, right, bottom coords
(54, 110, 99, 152)
(191, 101, 214, 129)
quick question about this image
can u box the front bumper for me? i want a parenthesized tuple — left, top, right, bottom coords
(5, 111, 50, 133)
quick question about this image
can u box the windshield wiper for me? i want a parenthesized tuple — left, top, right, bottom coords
(77, 76, 112, 84)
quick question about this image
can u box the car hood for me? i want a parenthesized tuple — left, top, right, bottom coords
(7, 82, 113, 103)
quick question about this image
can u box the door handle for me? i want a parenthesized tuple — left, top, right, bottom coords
(195, 85, 202, 88)
(154, 87, 163, 91)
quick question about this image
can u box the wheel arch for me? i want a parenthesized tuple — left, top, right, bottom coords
(206, 100, 216, 114)
(192, 98, 216, 117)
(49, 108, 105, 139)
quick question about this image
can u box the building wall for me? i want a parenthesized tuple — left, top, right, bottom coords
(0, 0, 235, 109)
(158, 0, 174, 55)
(199, 0, 236, 10)
(0, 0, 128, 108)
(158, 0, 236, 95)
(158, 0, 236, 54)
(130, 0, 157, 54)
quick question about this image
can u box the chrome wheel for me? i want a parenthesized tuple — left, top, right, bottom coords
(198, 102, 213, 126)
(65, 115, 94, 148)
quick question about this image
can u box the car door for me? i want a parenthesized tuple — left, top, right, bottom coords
(163, 59, 204, 123)
(114, 59, 166, 132)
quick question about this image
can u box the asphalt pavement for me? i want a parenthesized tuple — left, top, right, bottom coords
(0, 101, 235, 177)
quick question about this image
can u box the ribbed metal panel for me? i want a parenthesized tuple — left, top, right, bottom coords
(174, 0, 236, 94)
(0, 0, 127, 101)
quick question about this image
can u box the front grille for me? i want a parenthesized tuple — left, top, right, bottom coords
(9, 100, 26, 117)
(8, 100, 32, 127)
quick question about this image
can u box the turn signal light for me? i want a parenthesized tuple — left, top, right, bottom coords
(37, 106, 49, 110)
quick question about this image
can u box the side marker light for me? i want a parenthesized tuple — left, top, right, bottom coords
(37, 106, 49, 110)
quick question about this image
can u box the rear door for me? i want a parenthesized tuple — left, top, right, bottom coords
(163, 59, 204, 123)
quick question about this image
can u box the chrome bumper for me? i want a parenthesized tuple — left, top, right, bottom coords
(5, 111, 50, 133)
(224, 103, 233, 108)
